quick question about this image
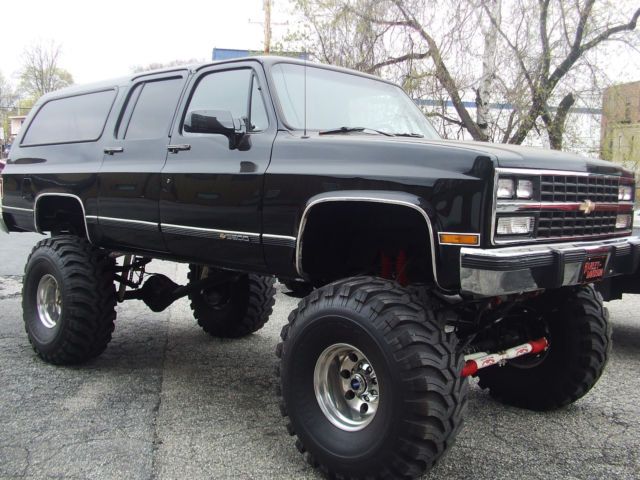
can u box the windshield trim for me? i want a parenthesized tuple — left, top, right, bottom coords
(266, 61, 439, 138)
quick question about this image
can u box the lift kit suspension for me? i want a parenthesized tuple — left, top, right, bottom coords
(462, 337, 549, 377)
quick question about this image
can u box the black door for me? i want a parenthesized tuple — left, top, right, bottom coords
(160, 62, 276, 268)
(98, 72, 188, 252)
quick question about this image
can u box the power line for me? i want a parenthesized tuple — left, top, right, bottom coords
(415, 99, 602, 115)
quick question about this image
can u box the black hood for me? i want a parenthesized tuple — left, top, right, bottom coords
(437, 140, 627, 176)
(311, 133, 629, 177)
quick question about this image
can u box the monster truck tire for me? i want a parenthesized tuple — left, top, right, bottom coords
(478, 284, 611, 411)
(275, 276, 468, 479)
(22, 236, 117, 365)
(188, 265, 276, 338)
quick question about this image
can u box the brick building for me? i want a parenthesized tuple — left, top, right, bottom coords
(601, 81, 640, 169)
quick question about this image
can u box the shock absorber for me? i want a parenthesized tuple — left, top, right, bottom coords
(462, 337, 549, 377)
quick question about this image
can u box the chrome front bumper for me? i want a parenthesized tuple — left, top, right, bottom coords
(460, 236, 640, 297)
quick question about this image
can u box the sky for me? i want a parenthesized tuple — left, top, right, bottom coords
(1, 0, 292, 85)
(1, 1, 638, 89)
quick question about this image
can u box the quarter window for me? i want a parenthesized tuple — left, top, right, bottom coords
(185, 69, 268, 133)
(22, 90, 116, 145)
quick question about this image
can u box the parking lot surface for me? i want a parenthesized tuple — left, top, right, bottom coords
(0, 231, 639, 479)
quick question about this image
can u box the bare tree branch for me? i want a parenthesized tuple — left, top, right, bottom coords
(389, 0, 487, 140)
(365, 51, 430, 73)
(20, 41, 73, 98)
(580, 7, 640, 52)
(286, 0, 640, 151)
(425, 110, 466, 127)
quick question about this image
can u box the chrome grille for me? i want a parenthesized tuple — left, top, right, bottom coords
(494, 169, 633, 245)
(537, 211, 618, 239)
(540, 175, 619, 202)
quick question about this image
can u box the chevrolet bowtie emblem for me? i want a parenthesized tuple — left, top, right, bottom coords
(579, 199, 596, 215)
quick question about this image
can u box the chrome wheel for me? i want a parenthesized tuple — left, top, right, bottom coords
(36, 274, 61, 329)
(314, 343, 380, 432)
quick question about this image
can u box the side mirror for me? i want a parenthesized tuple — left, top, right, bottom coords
(184, 110, 245, 149)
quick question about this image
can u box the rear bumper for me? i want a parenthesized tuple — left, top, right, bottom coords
(460, 236, 640, 297)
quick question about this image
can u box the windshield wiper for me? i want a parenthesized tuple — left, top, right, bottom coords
(392, 132, 424, 138)
(318, 126, 393, 137)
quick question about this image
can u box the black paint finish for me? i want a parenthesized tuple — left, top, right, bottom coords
(1, 56, 632, 293)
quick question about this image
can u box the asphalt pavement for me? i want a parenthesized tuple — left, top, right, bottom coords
(0, 230, 639, 479)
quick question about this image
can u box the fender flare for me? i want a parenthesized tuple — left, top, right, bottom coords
(33, 193, 92, 242)
(295, 190, 441, 288)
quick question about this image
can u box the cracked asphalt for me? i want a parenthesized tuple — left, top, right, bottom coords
(0, 231, 639, 479)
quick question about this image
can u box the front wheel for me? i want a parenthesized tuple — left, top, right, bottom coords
(276, 277, 467, 479)
(478, 284, 611, 411)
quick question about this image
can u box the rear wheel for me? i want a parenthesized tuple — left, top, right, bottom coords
(276, 277, 467, 479)
(22, 236, 117, 364)
(188, 265, 276, 338)
(478, 285, 611, 411)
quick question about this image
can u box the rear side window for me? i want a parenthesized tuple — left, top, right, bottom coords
(22, 90, 116, 145)
(121, 77, 184, 140)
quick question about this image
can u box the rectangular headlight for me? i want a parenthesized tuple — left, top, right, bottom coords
(616, 213, 632, 229)
(497, 179, 515, 199)
(496, 216, 534, 235)
(516, 179, 533, 199)
(619, 185, 633, 201)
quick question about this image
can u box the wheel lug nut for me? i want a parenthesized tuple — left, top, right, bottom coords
(345, 390, 355, 400)
(340, 369, 351, 379)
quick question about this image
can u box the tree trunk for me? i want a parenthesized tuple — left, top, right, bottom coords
(545, 93, 575, 150)
(476, 0, 501, 141)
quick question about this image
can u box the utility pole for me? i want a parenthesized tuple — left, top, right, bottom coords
(264, 0, 272, 54)
(250, 1, 286, 54)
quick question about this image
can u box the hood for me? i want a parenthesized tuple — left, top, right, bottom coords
(443, 140, 623, 174)
(313, 133, 629, 177)
(431, 139, 627, 176)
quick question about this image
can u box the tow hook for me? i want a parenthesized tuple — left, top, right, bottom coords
(462, 337, 549, 377)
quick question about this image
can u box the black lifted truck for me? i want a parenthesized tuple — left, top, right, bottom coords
(1, 56, 638, 479)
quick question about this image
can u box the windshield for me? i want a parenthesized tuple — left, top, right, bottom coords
(271, 63, 440, 139)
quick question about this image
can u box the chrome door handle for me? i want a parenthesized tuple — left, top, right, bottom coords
(104, 147, 124, 155)
(167, 144, 191, 153)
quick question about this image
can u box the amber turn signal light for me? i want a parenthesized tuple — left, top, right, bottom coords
(438, 233, 480, 246)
